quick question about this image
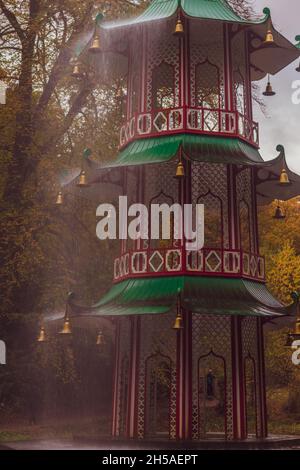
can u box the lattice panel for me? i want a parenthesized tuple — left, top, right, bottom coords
(191, 162, 229, 249)
(191, 314, 233, 440)
(232, 32, 248, 118)
(115, 317, 131, 437)
(146, 21, 180, 111)
(236, 168, 255, 253)
(125, 168, 139, 252)
(137, 312, 177, 439)
(190, 22, 225, 108)
(129, 31, 142, 116)
(144, 162, 178, 207)
(242, 317, 262, 437)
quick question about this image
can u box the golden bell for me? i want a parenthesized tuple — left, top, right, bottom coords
(173, 312, 183, 330)
(89, 33, 101, 53)
(263, 81, 276, 97)
(294, 317, 300, 336)
(59, 317, 72, 335)
(37, 326, 46, 343)
(279, 169, 291, 186)
(273, 205, 285, 220)
(56, 191, 63, 205)
(77, 170, 89, 187)
(175, 160, 185, 179)
(174, 18, 184, 37)
(263, 29, 274, 45)
(96, 330, 105, 346)
(71, 60, 83, 79)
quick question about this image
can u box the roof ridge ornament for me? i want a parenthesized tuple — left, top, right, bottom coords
(295, 36, 300, 70)
(276, 144, 285, 157)
(262, 7, 271, 18)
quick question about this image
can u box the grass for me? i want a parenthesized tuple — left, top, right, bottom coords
(268, 420, 300, 436)
(0, 415, 111, 443)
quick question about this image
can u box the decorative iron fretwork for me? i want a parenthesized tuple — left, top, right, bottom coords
(190, 22, 225, 109)
(137, 313, 177, 439)
(146, 22, 180, 112)
(242, 317, 262, 437)
(191, 314, 233, 440)
(191, 163, 229, 249)
(115, 317, 131, 437)
(236, 168, 255, 254)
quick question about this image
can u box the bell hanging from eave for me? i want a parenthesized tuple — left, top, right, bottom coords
(279, 169, 291, 186)
(173, 311, 183, 330)
(293, 300, 300, 337)
(263, 17, 275, 46)
(174, 149, 185, 179)
(263, 28, 274, 45)
(59, 315, 72, 335)
(56, 191, 63, 205)
(96, 330, 105, 346)
(175, 160, 185, 179)
(173, 11, 184, 37)
(37, 326, 46, 343)
(173, 290, 184, 330)
(77, 170, 89, 188)
(71, 59, 83, 79)
(273, 204, 285, 220)
(89, 32, 101, 54)
(263, 76, 276, 97)
(296, 62, 300, 73)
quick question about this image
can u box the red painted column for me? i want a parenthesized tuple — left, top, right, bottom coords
(176, 308, 193, 440)
(111, 320, 120, 437)
(231, 316, 246, 439)
(127, 316, 140, 438)
(257, 317, 268, 438)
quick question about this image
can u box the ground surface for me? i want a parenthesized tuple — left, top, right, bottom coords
(2, 436, 300, 451)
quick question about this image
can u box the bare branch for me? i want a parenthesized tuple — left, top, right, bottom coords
(0, 0, 25, 41)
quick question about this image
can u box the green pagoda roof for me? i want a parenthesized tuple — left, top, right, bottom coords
(103, 0, 269, 29)
(103, 134, 263, 168)
(67, 276, 298, 319)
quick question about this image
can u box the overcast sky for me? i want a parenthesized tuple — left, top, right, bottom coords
(252, 0, 300, 172)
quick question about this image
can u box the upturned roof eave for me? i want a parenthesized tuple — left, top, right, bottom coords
(101, 1, 270, 31)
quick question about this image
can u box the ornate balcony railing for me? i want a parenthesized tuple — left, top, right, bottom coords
(113, 247, 265, 283)
(119, 107, 259, 149)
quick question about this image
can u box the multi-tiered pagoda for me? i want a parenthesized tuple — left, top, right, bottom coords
(58, 1, 300, 441)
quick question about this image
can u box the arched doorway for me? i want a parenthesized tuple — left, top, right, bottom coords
(145, 353, 172, 438)
(198, 351, 226, 439)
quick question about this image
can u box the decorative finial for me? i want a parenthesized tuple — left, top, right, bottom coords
(276, 144, 285, 155)
(95, 13, 104, 25)
(83, 148, 92, 159)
